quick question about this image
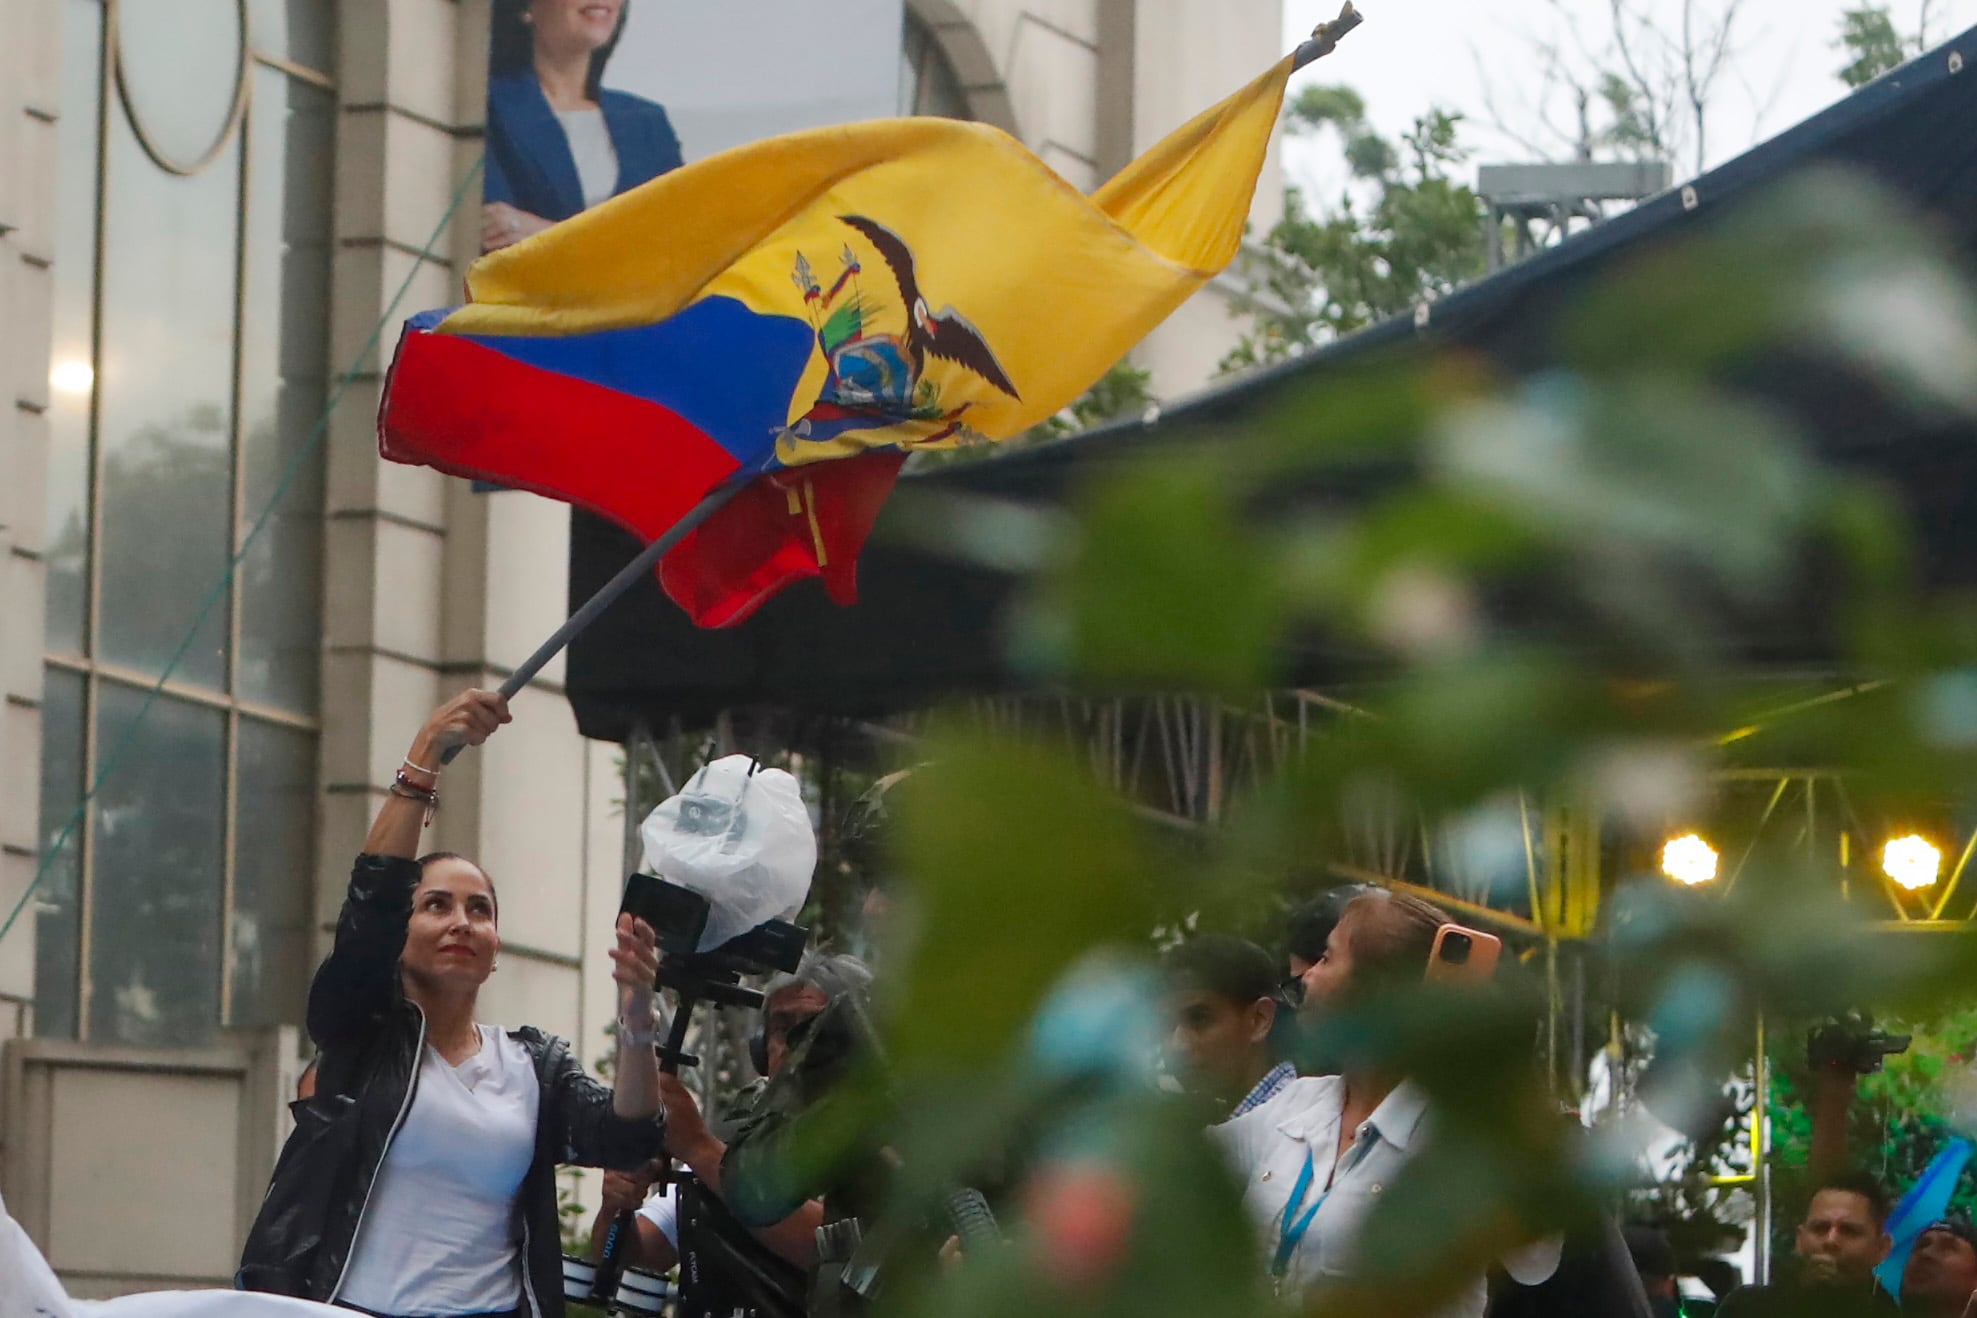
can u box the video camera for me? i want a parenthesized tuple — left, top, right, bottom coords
(619, 871, 808, 1072)
(1808, 1012, 1912, 1076)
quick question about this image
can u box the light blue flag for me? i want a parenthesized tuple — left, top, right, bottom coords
(1878, 1137, 1975, 1298)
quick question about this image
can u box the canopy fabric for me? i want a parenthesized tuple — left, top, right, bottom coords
(567, 28, 1977, 742)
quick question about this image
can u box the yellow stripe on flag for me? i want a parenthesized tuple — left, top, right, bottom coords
(441, 56, 1294, 464)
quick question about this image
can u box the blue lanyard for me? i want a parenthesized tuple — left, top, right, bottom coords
(1272, 1134, 1375, 1281)
(1271, 1151, 1325, 1279)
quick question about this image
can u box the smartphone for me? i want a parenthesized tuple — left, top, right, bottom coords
(1426, 923, 1502, 985)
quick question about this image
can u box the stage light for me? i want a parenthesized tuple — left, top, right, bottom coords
(1660, 833, 1719, 886)
(48, 359, 93, 395)
(1882, 834, 1942, 891)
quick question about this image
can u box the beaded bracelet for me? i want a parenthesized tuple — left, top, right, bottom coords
(402, 755, 442, 779)
(389, 770, 439, 826)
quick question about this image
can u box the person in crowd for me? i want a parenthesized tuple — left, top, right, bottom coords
(590, 1155, 677, 1275)
(1623, 1223, 1684, 1318)
(593, 951, 876, 1272)
(1284, 885, 1369, 984)
(1214, 888, 1560, 1314)
(1716, 1170, 1897, 1316)
(483, 0, 683, 252)
(1900, 1220, 1977, 1318)
(1282, 884, 1369, 1075)
(1161, 933, 1294, 1120)
(237, 689, 666, 1318)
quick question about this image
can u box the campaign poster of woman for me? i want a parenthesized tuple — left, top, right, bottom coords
(480, 0, 903, 255)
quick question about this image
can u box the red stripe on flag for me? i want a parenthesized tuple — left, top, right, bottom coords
(379, 328, 743, 546)
(381, 326, 909, 630)
(662, 452, 908, 628)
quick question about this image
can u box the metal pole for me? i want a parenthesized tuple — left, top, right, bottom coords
(1754, 1013, 1771, 1283)
(1292, 3, 1364, 71)
(440, 475, 750, 763)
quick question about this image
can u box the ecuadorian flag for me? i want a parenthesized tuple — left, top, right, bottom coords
(380, 56, 1294, 627)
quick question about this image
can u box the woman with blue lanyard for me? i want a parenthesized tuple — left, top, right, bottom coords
(1215, 888, 1560, 1313)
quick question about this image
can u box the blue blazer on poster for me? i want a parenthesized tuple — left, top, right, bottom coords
(484, 69, 684, 223)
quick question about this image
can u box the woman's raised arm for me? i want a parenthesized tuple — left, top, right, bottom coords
(362, 689, 510, 859)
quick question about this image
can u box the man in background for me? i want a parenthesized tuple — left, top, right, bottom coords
(1624, 1223, 1683, 1318)
(1900, 1220, 1977, 1318)
(1717, 1170, 1897, 1316)
(589, 952, 874, 1271)
(1162, 934, 1293, 1121)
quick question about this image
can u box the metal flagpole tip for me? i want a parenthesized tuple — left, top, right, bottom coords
(1293, 1, 1364, 72)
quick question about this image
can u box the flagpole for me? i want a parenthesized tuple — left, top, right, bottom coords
(439, 474, 752, 764)
(1292, 2, 1363, 71)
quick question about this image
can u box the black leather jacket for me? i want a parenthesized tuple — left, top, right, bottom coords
(236, 854, 663, 1316)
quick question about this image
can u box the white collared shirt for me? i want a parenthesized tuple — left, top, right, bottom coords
(1213, 1076, 1559, 1315)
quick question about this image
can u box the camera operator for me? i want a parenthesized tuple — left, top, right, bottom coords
(1161, 934, 1294, 1121)
(1716, 1170, 1897, 1316)
(577, 960, 873, 1280)
(1901, 1220, 1977, 1318)
(656, 952, 875, 1268)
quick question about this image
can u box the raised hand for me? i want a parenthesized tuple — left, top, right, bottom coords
(610, 913, 659, 1014)
(413, 688, 512, 760)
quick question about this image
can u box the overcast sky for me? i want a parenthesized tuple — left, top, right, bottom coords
(1279, 0, 1975, 201)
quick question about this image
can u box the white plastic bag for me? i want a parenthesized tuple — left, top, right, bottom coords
(639, 756, 816, 951)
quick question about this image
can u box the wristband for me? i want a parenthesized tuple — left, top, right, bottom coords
(618, 1014, 661, 1049)
(402, 755, 442, 779)
(389, 771, 439, 827)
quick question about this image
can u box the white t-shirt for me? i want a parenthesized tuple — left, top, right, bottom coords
(1213, 1077, 1560, 1315)
(556, 108, 620, 209)
(339, 1025, 541, 1316)
(636, 1183, 680, 1248)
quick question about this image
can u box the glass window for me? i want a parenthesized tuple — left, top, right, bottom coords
(38, 5, 331, 1047)
(44, 0, 101, 657)
(115, 0, 244, 169)
(32, 670, 87, 1040)
(87, 683, 227, 1047)
(229, 720, 315, 1029)
(248, 0, 337, 76)
(93, 108, 238, 690)
(238, 69, 332, 712)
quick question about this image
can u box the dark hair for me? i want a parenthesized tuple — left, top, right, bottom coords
(489, 0, 628, 102)
(1622, 1223, 1676, 1280)
(1809, 1169, 1892, 1228)
(416, 851, 499, 922)
(1164, 933, 1279, 1007)
(1287, 885, 1371, 964)
(1338, 889, 1448, 996)
(1919, 1219, 1977, 1253)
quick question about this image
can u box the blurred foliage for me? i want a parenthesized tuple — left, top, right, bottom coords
(1031, 360, 1158, 441)
(908, 360, 1159, 472)
(1220, 86, 1486, 372)
(1838, 6, 1927, 89)
(631, 135, 1977, 1315)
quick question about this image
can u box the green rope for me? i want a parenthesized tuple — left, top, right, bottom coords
(0, 157, 487, 949)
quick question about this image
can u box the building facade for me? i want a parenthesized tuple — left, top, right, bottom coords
(0, 0, 1283, 1294)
